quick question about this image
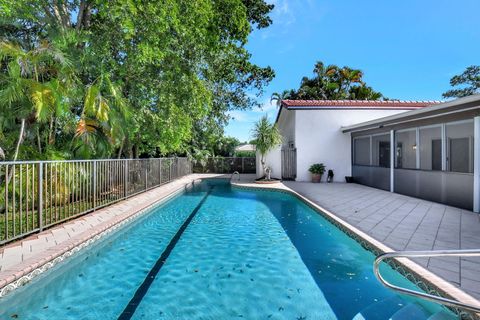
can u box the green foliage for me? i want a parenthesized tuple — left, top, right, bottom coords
(0, 0, 274, 160)
(234, 150, 256, 157)
(272, 61, 384, 102)
(251, 115, 281, 176)
(309, 163, 326, 175)
(442, 65, 480, 98)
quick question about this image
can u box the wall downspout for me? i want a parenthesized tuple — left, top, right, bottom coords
(473, 116, 480, 213)
(390, 130, 395, 193)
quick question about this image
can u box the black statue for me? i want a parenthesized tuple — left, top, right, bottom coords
(327, 169, 334, 183)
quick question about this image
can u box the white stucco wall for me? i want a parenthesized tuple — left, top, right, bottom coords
(256, 147, 282, 179)
(255, 109, 294, 179)
(294, 109, 411, 182)
(278, 108, 295, 147)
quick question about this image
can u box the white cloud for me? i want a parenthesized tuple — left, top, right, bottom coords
(227, 99, 279, 124)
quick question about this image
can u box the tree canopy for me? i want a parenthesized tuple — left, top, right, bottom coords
(442, 65, 480, 98)
(0, 0, 274, 160)
(271, 61, 383, 104)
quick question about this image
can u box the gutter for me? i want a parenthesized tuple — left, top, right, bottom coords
(341, 95, 480, 133)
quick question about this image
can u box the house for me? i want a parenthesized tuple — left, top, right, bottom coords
(260, 99, 439, 181)
(261, 95, 480, 211)
(235, 144, 256, 152)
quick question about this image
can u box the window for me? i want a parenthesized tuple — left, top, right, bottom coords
(372, 134, 390, 167)
(446, 121, 473, 173)
(419, 126, 442, 170)
(354, 137, 370, 165)
(395, 130, 416, 169)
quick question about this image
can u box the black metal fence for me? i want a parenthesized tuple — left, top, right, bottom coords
(0, 158, 191, 244)
(192, 157, 256, 174)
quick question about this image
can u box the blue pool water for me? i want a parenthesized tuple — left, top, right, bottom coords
(0, 179, 455, 319)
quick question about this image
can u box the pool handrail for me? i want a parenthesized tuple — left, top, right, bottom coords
(374, 249, 480, 313)
(231, 171, 240, 181)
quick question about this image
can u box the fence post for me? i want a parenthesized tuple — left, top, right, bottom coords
(124, 160, 128, 198)
(169, 159, 172, 181)
(93, 160, 97, 210)
(160, 158, 163, 184)
(145, 160, 148, 190)
(241, 157, 245, 173)
(37, 162, 43, 232)
(157, 158, 162, 186)
(175, 157, 179, 178)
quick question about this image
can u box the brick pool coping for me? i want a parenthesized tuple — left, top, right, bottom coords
(231, 180, 480, 319)
(0, 174, 224, 298)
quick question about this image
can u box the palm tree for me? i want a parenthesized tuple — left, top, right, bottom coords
(270, 90, 293, 108)
(0, 40, 73, 160)
(251, 115, 282, 180)
(73, 73, 131, 158)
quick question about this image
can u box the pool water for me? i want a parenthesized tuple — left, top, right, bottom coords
(0, 179, 455, 319)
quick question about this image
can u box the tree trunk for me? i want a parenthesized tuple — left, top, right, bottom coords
(13, 118, 26, 161)
(133, 144, 139, 159)
(5, 118, 26, 186)
(48, 116, 55, 145)
(117, 138, 125, 159)
(261, 154, 266, 178)
(37, 127, 42, 153)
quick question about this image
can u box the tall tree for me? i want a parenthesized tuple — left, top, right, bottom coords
(0, 40, 73, 160)
(280, 61, 384, 101)
(0, 0, 275, 160)
(442, 65, 480, 98)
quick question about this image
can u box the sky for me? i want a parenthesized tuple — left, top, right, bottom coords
(224, 0, 480, 142)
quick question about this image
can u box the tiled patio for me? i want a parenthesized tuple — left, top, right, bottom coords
(281, 181, 480, 300)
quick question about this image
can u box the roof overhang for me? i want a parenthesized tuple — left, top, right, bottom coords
(341, 94, 480, 133)
(274, 99, 440, 124)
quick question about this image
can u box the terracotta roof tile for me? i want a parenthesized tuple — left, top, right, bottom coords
(281, 99, 442, 109)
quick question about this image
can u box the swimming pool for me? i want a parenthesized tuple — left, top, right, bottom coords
(0, 179, 455, 319)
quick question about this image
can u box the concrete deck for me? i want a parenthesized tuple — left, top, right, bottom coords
(279, 181, 480, 300)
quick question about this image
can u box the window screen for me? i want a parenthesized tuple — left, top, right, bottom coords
(354, 137, 371, 165)
(372, 134, 390, 167)
(446, 121, 473, 173)
(419, 126, 442, 170)
(395, 130, 416, 169)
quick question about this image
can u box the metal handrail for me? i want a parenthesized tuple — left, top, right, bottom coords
(374, 249, 480, 313)
(231, 171, 240, 181)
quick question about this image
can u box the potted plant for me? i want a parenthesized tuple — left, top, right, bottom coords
(309, 163, 326, 183)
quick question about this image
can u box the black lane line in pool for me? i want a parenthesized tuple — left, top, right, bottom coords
(117, 186, 213, 320)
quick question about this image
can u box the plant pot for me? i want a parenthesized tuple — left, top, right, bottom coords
(345, 176, 354, 183)
(312, 173, 322, 183)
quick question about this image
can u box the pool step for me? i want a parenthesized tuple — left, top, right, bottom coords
(426, 310, 455, 320)
(389, 303, 429, 320)
(352, 296, 454, 320)
(352, 296, 406, 320)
